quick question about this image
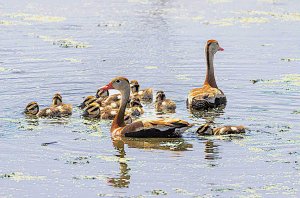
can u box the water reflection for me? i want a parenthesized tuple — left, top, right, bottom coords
(190, 108, 225, 123)
(107, 137, 193, 188)
(107, 141, 131, 188)
(204, 140, 220, 167)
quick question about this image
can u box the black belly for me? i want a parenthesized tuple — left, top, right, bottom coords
(125, 128, 181, 138)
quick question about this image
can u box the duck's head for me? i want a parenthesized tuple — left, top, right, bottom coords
(96, 88, 109, 98)
(52, 93, 62, 106)
(79, 95, 97, 109)
(24, 102, 39, 115)
(82, 102, 101, 118)
(196, 123, 213, 135)
(130, 97, 143, 108)
(206, 40, 224, 55)
(101, 77, 130, 93)
(130, 80, 140, 93)
(155, 90, 166, 102)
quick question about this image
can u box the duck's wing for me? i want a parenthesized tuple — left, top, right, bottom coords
(122, 118, 192, 138)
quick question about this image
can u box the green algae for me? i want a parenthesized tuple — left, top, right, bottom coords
(5, 13, 65, 23)
(281, 58, 300, 62)
(0, 172, 45, 181)
(150, 189, 167, 195)
(210, 17, 269, 26)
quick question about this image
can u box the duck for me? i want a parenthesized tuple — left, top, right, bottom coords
(196, 124, 246, 136)
(130, 80, 153, 102)
(79, 95, 97, 109)
(155, 90, 176, 113)
(52, 93, 73, 116)
(126, 97, 144, 117)
(187, 40, 226, 110)
(24, 101, 61, 118)
(100, 77, 193, 138)
(82, 102, 132, 124)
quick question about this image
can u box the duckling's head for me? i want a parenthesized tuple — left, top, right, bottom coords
(24, 102, 39, 115)
(82, 102, 101, 118)
(130, 97, 143, 108)
(196, 123, 213, 135)
(155, 90, 166, 102)
(52, 93, 63, 106)
(124, 115, 133, 124)
(96, 88, 109, 98)
(206, 40, 224, 55)
(79, 95, 97, 109)
(130, 80, 140, 93)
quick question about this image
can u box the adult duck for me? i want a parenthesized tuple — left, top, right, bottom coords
(101, 77, 192, 138)
(187, 40, 226, 110)
(130, 80, 153, 102)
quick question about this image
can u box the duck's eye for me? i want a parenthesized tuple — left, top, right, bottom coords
(116, 80, 120, 83)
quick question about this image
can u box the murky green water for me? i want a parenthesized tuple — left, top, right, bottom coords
(0, 0, 300, 197)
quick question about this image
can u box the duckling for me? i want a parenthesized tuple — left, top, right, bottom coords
(130, 80, 153, 102)
(155, 91, 176, 113)
(25, 102, 61, 118)
(82, 102, 132, 123)
(95, 88, 110, 104)
(101, 93, 121, 108)
(82, 102, 101, 118)
(127, 97, 144, 117)
(196, 124, 246, 136)
(52, 93, 73, 116)
(79, 95, 97, 109)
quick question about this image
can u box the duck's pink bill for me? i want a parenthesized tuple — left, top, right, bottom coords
(218, 47, 224, 51)
(101, 83, 114, 91)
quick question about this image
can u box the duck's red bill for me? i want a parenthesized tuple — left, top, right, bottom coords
(218, 47, 224, 51)
(101, 82, 114, 91)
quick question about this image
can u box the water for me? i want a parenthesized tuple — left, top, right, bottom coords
(0, 0, 300, 197)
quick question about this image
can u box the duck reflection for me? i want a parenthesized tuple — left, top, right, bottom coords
(203, 140, 220, 167)
(107, 142, 131, 188)
(189, 107, 225, 122)
(107, 137, 193, 188)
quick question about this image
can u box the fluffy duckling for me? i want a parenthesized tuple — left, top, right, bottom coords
(127, 97, 144, 117)
(25, 102, 61, 118)
(155, 91, 176, 113)
(79, 95, 97, 109)
(82, 102, 132, 124)
(196, 124, 246, 136)
(101, 93, 121, 109)
(82, 102, 101, 118)
(95, 88, 110, 104)
(130, 80, 153, 102)
(52, 93, 73, 116)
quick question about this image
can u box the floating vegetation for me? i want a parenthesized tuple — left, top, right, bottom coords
(144, 66, 158, 70)
(65, 156, 91, 165)
(292, 110, 300, 114)
(150, 189, 168, 196)
(0, 20, 30, 26)
(29, 34, 90, 48)
(4, 13, 65, 23)
(234, 10, 300, 22)
(281, 58, 300, 62)
(53, 39, 89, 48)
(209, 17, 269, 26)
(97, 21, 122, 27)
(251, 74, 300, 87)
(0, 172, 45, 181)
(96, 155, 134, 163)
(175, 74, 190, 81)
(64, 58, 82, 63)
(0, 67, 7, 72)
(74, 174, 106, 180)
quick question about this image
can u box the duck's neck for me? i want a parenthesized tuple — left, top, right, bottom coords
(204, 49, 218, 88)
(111, 87, 130, 132)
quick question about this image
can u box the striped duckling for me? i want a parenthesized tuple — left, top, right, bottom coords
(130, 80, 153, 102)
(82, 102, 132, 124)
(25, 102, 61, 118)
(127, 97, 144, 117)
(155, 91, 176, 113)
(52, 93, 73, 116)
(196, 124, 246, 136)
(79, 95, 97, 109)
